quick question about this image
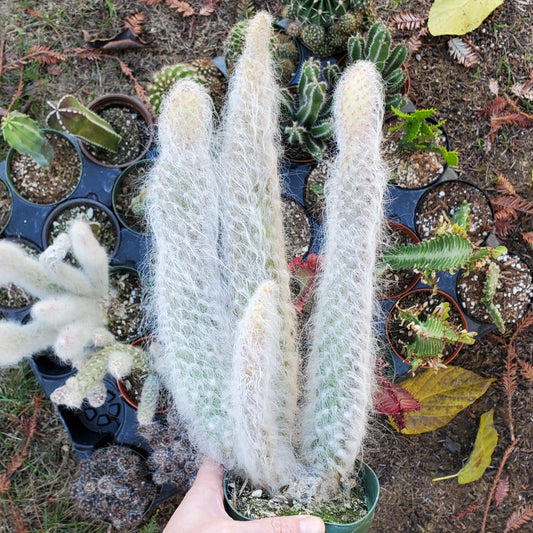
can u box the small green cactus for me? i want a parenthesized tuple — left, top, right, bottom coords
(149, 59, 227, 114)
(379, 201, 508, 291)
(46, 95, 121, 152)
(347, 22, 408, 110)
(282, 0, 371, 27)
(481, 261, 505, 333)
(395, 300, 477, 372)
(280, 58, 334, 160)
(1, 111, 54, 166)
(388, 106, 459, 165)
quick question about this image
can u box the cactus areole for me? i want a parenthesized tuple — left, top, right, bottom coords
(145, 12, 385, 522)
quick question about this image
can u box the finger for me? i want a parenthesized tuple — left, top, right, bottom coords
(237, 515, 325, 533)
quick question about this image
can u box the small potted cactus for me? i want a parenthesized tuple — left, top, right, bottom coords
(281, 0, 373, 57)
(145, 13, 383, 530)
(280, 58, 335, 161)
(2, 111, 83, 205)
(75, 94, 154, 168)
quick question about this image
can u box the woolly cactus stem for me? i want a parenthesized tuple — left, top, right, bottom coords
(217, 12, 299, 485)
(302, 61, 387, 487)
(146, 80, 233, 463)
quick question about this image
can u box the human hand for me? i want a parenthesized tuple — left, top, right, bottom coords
(164, 458, 325, 533)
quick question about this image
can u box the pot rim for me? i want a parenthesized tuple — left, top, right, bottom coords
(385, 288, 469, 369)
(78, 94, 155, 169)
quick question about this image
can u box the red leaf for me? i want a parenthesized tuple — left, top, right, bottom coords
(374, 377, 420, 430)
(494, 477, 510, 506)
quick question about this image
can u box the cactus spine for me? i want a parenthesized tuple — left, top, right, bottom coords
(301, 61, 387, 489)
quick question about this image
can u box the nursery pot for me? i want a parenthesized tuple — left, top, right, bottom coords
(6, 129, 83, 206)
(378, 221, 422, 300)
(386, 288, 469, 370)
(0, 179, 13, 235)
(111, 159, 152, 235)
(223, 463, 380, 533)
(78, 94, 154, 169)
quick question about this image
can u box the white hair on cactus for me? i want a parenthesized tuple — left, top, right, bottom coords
(217, 11, 300, 484)
(231, 280, 294, 489)
(301, 61, 387, 487)
(86, 381, 107, 408)
(145, 79, 233, 464)
(136, 373, 161, 426)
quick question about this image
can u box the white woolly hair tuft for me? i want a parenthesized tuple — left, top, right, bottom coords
(301, 61, 388, 487)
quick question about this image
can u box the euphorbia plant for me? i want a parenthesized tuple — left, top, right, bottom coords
(146, 11, 387, 514)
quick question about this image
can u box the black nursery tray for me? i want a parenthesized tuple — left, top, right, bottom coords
(0, 122, 500, 460)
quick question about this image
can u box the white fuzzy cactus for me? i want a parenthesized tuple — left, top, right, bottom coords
(146, 11, 387, 502)
(301, 61, 387, 491)
(0, 221, 152, 410)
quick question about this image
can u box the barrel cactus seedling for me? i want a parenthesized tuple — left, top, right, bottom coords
(1, 110, 54, 166)
(347, 21, 409, 111)
(282, 0, 373, 56)
(46, 94, 121, 152)
(149, 59, 227, 114)
(146, 11, 386, 517)
(71, 445, 157, 529)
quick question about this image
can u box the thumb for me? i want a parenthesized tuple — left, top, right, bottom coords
(238, 515, 325, 533)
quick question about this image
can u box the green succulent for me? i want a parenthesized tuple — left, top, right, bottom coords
(46, 94, 121, 152)
(1, 111, 53, 166)
(149, 59, 227, 115)
(347, 21, 408, 110)
(379, 201, 508, 291)
(282, 0, 371, 27)
(388, 106, 459, 166)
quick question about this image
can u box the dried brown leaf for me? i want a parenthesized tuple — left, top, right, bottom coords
(494, 208, 517, 239)
(140, 0, 162, 5)
(518, 360, 533, 382)
(494, 477, 510, 506)
(390, 12, 426, 31)
(502, 344, 518, 399)
(494, 174, 516, 196)
(25, 45, 66, 65)
(406, 34, 423, 54)
(166, 0, 195, 17)
(477, 95, 507, 118)
(125, 12, 146, 37)
(26, 7, 42, 18)
(452, 504, 482, 521)
(511, 80, 533, 101)
(492, 195, 533, 215)
(448, 37, 481, 67)
(522, 232, 533, 248)
(199, 0, 220, 16)
(504, 505, 533, 532)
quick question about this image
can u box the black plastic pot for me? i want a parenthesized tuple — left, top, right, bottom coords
(6, 129, 83, 206)
(0, 178, 13, 235)
(78, 94, 154, 169)
(223, 462, 379, 533)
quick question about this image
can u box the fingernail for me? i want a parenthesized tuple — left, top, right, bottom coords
(299, 516, 325, 533)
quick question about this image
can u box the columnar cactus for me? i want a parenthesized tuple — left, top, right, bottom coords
(347, 22, 409, 110)
(0, 221, 151, 410)
(280, 58, 334, 160)
(146, 12, 387, 503)
(300, 61, 387, 493)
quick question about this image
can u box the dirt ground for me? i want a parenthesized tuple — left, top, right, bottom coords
(0, 0, 532, 531)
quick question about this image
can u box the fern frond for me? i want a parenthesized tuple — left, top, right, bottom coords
(519, 360, 533, 382)
(125, 13, 146, 37)
(522, 232, 533, 248)
(502, 344, 518, 398)
(448, 37, 481, 67)
(494, 174, 516, 196)
(165, 0, 195, 16)
(494, 477, 510, 507)
(390, 12, 426, 31)
(504, 505, 533, 532)
(25, 45, 66, 65)
(492, 195, 533, 215)
(494, 208, 517, 239)
(510, 80, 533, 102)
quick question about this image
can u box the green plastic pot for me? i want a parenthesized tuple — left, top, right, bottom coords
(223, 462, 379, 533)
